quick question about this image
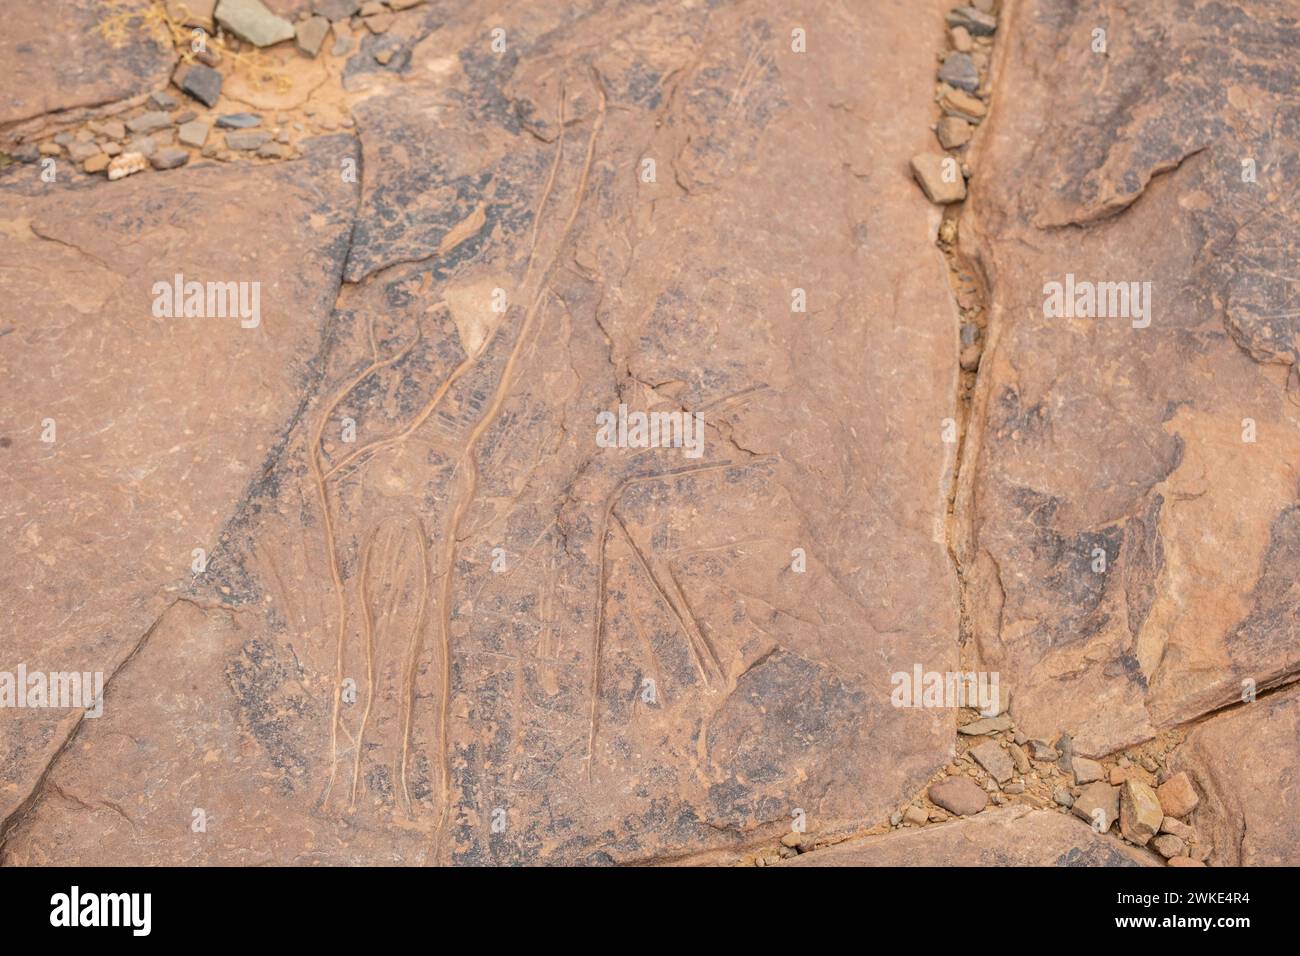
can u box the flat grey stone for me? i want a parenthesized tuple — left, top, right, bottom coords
(174, 63, 222, 108)
(313, 0, 359, 21)
(946, 5, 997, 36)
(178, 120, 211, 148)
(969, 740, 1015, 783)
(225, 130, 273, 150)
(938, 52, 980, 93)
(215, 0, 295, 47)
(150, 147, 190, 170)
(958, 714, 1012, 735)
(296, 15, 330, 57)
(216, 113, 262, 129)
(126, 111, 172, 134)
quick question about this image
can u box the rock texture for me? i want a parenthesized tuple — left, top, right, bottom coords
(1, 0, 1296, 869)
(0, 0, 175, 126)
(956, 0, 1300, 757)
(1166, 685, 1300, 865)
(0, 136, 359, 836)
(783, 807, 1157, 866)
(1, 0, 963, 866)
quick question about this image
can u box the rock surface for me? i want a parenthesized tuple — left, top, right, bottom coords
(957, 0, 1300, 758)
(0, 136, 359, 843)
(928, 776, 990, 816)
(784, 807, 1157, 866)
(1, 0, 1296, 869)
(1, 0, 963, 866)
(0, 0, 175, 126)
(1166, 685, 1300, 865)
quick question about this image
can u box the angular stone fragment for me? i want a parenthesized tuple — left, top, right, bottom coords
(89, 119, 127, 140)
(785, 807, 1156, 866)
(225, 130, 273, 150)
(938, 52, 980, 92)
(1151, 834, 1186, 859)
(928, 776, 990, 816)
(126, 136, 157, 157)
(936, 116, 972, 149)
(174, 63, 223, 107)
(1156, 772, 1199, 819)
(958, 714, 1012, 735)
(1167, 857, 1205, 867)
(106, 151, 148, 180)
(167, 0, 217, 27)
(902, 805, 929, 826)
(1072, 757, 1104, 785)
(1160, 816, 1194, 840)
(82, 152, 110, 174)
(178, 120, 211, 148)
(215, 0, 295, 46)
(295, 15, 330, 56)
(67, 141, 100, 162)
(946, 5, 997, 36)
(969, 740, 1014, 783)
(1119, 780, 1163, 846)
(314, 0, 359, 18)
(939, 85, 985, 121)
(1026, 739, 1058, 762)
(127, 111, 173, 134)
(909, 153, 966, 204)
(216, 113, 262, 129)
(1072, 782, 1121, 833)
(150, 147, 190, 170)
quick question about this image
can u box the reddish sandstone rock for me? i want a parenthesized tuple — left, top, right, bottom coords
(1166, 685, 1300, 866)
(1156, 771, 1200, 819)
(1, 0, 965, 866)
(1119, 780, 1163, 847)
(956, 0, 1300, 758)
(928, 776, 990, 817)
(0, 136, 359, 835)
(785, 807, 1157, 867)
(0, 0, 175, 125)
